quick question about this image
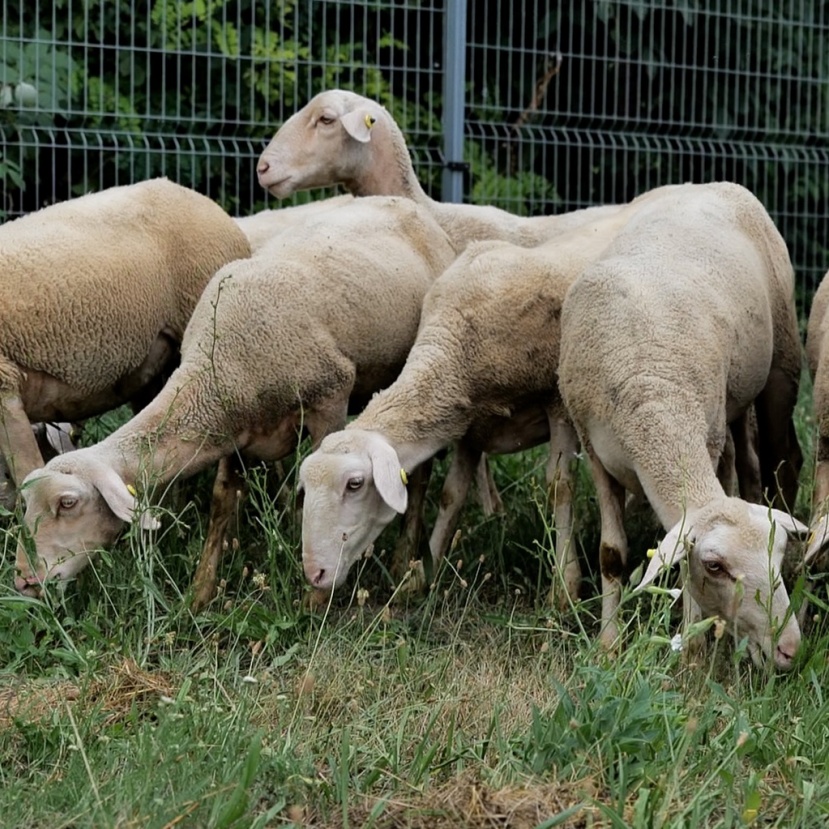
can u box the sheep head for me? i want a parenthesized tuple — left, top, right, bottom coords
(299, 429, 408, 593)
(257, 90, 389, 198)
(15, 453, 159, 596)
(638, 498, 807, 670)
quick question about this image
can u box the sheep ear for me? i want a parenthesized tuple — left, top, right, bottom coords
(340, 108, 379, 143)
(367, 436, 408, 514)
(90, 464, 161, 530)
(637, 518, 694, 590)
(805, 514, 829, 566)
(44, 423, 75, 455)
(765, 507, 809, 538)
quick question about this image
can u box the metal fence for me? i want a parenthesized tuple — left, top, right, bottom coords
(2, 0, 828, 311)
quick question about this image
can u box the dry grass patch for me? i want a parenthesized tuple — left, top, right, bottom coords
(0, 658, 176, 730)
(294, 770, 605, 828)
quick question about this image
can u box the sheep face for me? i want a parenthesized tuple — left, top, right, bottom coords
(640, 499, 806, 670)
(299, 429, 408, 592)
(14, 458, 157, 596)
(257, 90, 384, 198)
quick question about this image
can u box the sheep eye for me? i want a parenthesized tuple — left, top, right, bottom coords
(318, 114, 335, 126)
(59, 496, 78, 511)
(704, 560, 725, 576)
(346, 477, 364, 492)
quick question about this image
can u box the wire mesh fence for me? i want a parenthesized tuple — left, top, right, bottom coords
(1, 0, 827, 311)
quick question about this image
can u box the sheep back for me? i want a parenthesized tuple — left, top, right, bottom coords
(0, 178, 250, 395)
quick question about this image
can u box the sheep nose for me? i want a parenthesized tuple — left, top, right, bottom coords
(774, 642, 798, 671)
(14, 574, 43, 597)
(257, 158, 270, 175)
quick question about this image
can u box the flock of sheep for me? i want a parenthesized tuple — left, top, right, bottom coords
(3, 89, 829, 672)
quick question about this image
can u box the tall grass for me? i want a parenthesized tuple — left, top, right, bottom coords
(0, 378, 827, 828)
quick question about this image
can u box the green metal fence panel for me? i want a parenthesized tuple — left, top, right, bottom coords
(1, 0, 827, 310)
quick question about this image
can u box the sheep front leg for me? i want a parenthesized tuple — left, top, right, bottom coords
(731, 407, 762, 503)
(428, 439, 481, 575)
(390, 458, 433, 593)
(588, 448, 628, 653)
(191, 454, 246, 612)
(0, 392, 45, 499)
(546, 415, 581, 611)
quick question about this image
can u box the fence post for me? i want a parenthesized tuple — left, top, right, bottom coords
(441, 0, 467, 204)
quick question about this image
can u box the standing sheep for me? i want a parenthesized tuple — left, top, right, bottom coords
(255, 89, 624, 252)
(558, 182, 805, 669)
(0, 178, 251, 505)
(14, 197, 457, 602)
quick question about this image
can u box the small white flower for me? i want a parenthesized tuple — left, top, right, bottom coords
(670, 633, 683, 653)
(667, 588, 682, 603)
(241, 675, 257, 684)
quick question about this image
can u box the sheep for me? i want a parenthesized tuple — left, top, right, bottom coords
(804, 270, 829, 567)
(14, 196, 457, 601)
(0, 177, 251, 509)
(256, 89, 625, 253)
(558, 181, 805, 669)
(298, 190, 666, 601)
(234, 194, 354, 253)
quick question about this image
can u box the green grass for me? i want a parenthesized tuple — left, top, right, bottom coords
(1, 378, 828, 828)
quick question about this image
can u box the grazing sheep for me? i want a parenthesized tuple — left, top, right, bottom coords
(558, 181, 805, 669)
(256, 89, 624, 252)
(0, 178, 251, 505)
(298, 196, 652, 600)
(234, 194, 353, 253)
(14, 196, 456, 600)
(804, 270, 829, 566)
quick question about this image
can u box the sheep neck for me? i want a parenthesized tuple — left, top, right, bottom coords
(344, 116, 430, 205)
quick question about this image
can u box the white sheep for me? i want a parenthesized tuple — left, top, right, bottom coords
(256, 89, 624, 253)
(558, 181, 805, 669)
(804, 270, 829, 566)
(233, 194, 353, 253)
(14, 196, 457, 601)
(297, 206, 637, 602)
(0, 178, 251, 508)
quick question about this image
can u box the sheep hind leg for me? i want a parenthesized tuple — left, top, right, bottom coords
(390, 458, 433, 594)
(588, 448, 627, 654)
(546, 417, 581, 612)
(731, 406, 762, 503)
(475, 454, 504, 515)
(190, 454, 247, 612)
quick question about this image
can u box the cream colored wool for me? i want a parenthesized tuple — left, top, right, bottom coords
(16, 196, 456, 594)
(0, 177, 250, 498)
(559, 181, 804, 669)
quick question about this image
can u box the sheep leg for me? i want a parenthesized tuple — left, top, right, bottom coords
(754, 368, 802, 509)
(588, 448, 627, 653)
(190, 454, 247, 612)
(546, 416, 581, 611)
(390, 458, 433, 593)
(475, 453, 504, 515)
(429, 439, 480, 573)
(717, 427, 737, 497)
(731, 407, 762, 503)
(0, 393, 45, 490)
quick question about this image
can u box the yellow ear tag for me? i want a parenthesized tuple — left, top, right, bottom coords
(365, 113, 376, 129)
(400, 468, 408, 486)
(126, 484, 137, 497)
(646, 548, 657, 559)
